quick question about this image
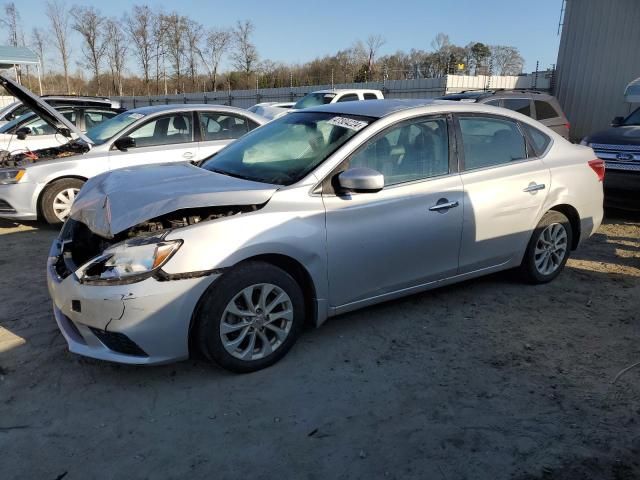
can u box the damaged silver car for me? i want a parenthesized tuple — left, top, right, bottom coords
(48, 99, 604, 372)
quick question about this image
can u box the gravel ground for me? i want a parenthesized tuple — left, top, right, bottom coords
(0, 212, 639, 480)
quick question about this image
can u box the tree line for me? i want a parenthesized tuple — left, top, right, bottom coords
(0, 1, 526, 97)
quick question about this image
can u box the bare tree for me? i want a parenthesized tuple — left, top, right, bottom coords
(489, 45, 524, 76)
(71, 6, 106, 94)
(162, 13, 187, 92)
(231, 20, 258, 86)
(197, 27, 231, 91)
(47, 0, 72, 93)
(105, 18, 127, 96)
(184, 19, 202, 91)
(1, 2, 20, 46)
(125, 5, 154, 95)
(365, 34, 385, 75)
(151, 13, 168, 95)
(31, 28, 46, 74)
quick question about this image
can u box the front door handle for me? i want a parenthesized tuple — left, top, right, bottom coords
(183, 151, 194, 159)
(523, 183, 546, 193)
(429, 199, 459, 212)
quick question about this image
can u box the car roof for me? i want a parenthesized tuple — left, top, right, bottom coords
(301, 98, 456, 118)
(311, 89, 382, 94)
(124, 104, 268, 123)
(440, 90, 555, 102)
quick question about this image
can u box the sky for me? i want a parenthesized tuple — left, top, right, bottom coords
(8, 0, 564, 74)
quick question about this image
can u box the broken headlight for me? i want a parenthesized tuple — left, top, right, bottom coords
(0, 168, 25, 184)
(77, 236, 182, 284)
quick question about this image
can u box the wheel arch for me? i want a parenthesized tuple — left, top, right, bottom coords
(36, 175, 88, 219)
(548, 203, 581, 250)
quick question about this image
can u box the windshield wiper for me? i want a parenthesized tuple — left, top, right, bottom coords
(208, 168, 258, 182)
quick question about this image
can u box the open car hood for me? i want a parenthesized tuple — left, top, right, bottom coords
(69, 162, 278, 238)
(0, 74, 93, 145)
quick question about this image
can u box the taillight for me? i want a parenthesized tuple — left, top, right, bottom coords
(565, 122, 570, 131)
(588, 159, 605, 182)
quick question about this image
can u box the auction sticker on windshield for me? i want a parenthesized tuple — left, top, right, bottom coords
(326, 116, 369, 131)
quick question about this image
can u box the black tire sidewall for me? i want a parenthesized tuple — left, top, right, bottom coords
(196, 261, 305, 373)
(41, 178, 85, 225)
(521, 211, 573, 284)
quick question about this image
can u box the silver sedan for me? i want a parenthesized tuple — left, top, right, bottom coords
(47, 99, 604, 372)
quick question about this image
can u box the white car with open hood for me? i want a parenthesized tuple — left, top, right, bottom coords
(0, 75, 267, 223)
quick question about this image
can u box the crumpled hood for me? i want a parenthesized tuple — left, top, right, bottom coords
(70, 162, 278, 238)
(586, 126, 640, 145)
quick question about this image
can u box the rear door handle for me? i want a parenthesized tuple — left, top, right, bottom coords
(429, 199, 459, 212)
(523, 183, 546, 193)
(183, 151, 194, 159)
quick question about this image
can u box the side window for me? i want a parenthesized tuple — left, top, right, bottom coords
(247, 119, 260, 131)
(363, 93, 378, 100)
(349, 117, 449, 186)
(199, 112, 249, 141)
(458, 116, 527, 170)
(84, 110, 117, 130)
(24, 111, 75, 135)
(127, 113, 193, 148)
(502, 98, 531, 117)
(534, 100, 559, 121)
(484, 99, 501, 106)
(337, 94, 359, 103)
(521, 123, 551, 156)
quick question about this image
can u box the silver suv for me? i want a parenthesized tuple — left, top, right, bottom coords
(438, 90, 570, 139)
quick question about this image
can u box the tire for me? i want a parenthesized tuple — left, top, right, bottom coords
(519, 210, 573, 284)
(40, 178, 85, 225)
(195, 261, 305, 373)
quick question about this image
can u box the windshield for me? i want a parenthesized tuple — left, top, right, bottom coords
(85, 111, 146, 145)
(623, 107, 640, 126)
(0, 112, 35, 133)
(201, 111, 373, 185)
(293, 92, 336, 109)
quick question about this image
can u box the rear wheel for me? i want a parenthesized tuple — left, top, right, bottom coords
(520, 210, 572, 284)
(195, 261, 305, 373)
(40, 178, 84, 224)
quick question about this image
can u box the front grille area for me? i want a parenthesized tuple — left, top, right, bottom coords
(591, 143, 640, 152)
(89, 328, 148, 357)
(0, 199, 16, 213)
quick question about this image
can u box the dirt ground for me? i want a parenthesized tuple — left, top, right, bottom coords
(1, 212, 639, 480)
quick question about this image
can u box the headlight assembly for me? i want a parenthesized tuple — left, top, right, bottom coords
(77, 236, 182, 285)
(0, 169, 25, 185)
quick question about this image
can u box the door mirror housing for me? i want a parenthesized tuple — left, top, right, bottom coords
(611, 116, 625, 127)
(337, 167, 384, 193)
(114, 136, 136, 151)
(15, 127, 31, 140)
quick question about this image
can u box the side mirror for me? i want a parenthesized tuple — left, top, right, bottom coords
(611, 116, 625, 127)
(15, 127, 31, 140)
(113, 136, 136, 151)
(337, 167, 384, 193)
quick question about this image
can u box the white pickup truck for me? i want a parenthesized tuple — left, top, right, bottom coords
(293, 89, 385, 110)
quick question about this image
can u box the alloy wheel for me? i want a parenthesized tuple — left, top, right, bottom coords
(219, 283, 294, 361)
(534, 223, 568, 276)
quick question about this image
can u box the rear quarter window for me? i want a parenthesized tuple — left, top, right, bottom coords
(534, 100, 560, 121)
(521, 123, 552, 156)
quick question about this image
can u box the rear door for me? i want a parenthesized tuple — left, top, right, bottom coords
(197, 111, 258, 160)
(108, 111, 199, 170)
(455, 113, 551, 273)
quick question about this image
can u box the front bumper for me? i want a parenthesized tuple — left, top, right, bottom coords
(604, 169, 640, 211)
(47, 240, 219, 365)
(0, 182, 39, 220)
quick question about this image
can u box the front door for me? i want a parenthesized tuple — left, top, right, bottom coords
(108, 112, 199, 170)
(323, 115, 464, 307)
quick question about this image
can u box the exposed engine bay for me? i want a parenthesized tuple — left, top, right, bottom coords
(0, 140, 89, 168)
(54, 204, 261, 279)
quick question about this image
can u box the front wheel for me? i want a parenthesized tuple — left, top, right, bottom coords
(519, 211, 573, 284)
(195, 261, 305, 373)
(40, 178, 84, 224)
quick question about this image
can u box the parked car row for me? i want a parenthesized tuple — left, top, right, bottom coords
(0, 75, 606, 373)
